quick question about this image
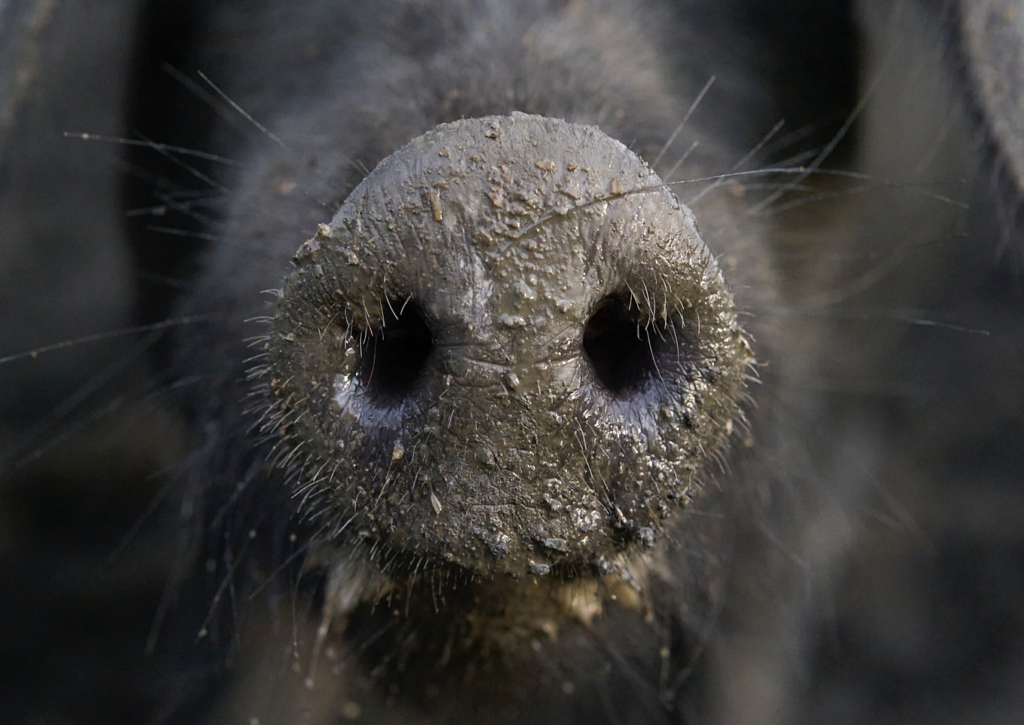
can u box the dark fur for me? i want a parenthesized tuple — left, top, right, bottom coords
(1, 0, 1022, 723)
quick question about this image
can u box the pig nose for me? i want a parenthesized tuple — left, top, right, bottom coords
(261, 114, 752, 576)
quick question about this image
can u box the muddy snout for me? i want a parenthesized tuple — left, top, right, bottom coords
(260, 114, 752, 577)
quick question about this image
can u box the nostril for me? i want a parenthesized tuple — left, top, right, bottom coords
(358, 299, 434, 404)
(583, 294, 665, 398)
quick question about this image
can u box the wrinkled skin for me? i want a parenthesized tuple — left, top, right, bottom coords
(1, 1, 1023, 724)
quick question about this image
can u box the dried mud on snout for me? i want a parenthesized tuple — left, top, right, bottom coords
(261, 114, 752, 579)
